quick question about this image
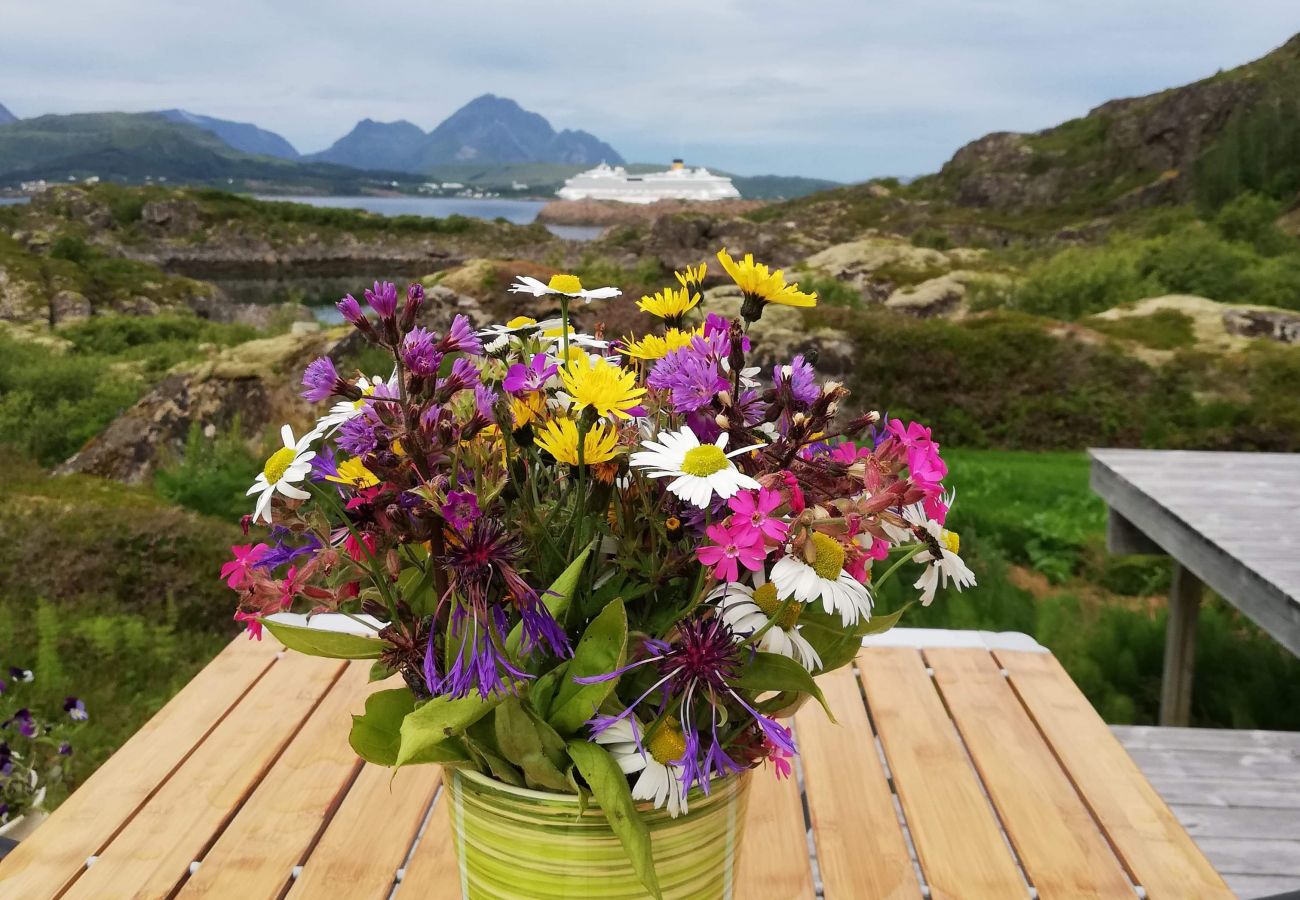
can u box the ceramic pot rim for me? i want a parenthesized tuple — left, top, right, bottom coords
(455, 765, 750, 811)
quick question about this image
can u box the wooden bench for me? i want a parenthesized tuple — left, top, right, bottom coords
(1091, 449, 1300, 725)
(0, 631, 1232, 899)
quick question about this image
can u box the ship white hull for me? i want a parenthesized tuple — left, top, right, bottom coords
(557, 163, 741, 204)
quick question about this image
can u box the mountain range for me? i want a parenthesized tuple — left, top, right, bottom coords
(0, 103, 16, 126)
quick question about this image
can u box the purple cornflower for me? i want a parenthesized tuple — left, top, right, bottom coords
(578, 615, 795, 795)
(337, 294, 365, 325)
(364, 281, 398, 318)
(300, 357, 340, 404)
(473, 384, 498, 420)
(64, 697, 88, 721)
(338, 415, 381, 457)
(440, 491, 481, 530)
(439, 314, 484, 356)
(649, 347, 729, 413)
(401, 327, 443, 377)
(400, 283, 425, 330)
(774, 354, 819, 407)
(256, 527, 321, 570)
(502, 353, 558, 396)
(311, 445, 339, 482)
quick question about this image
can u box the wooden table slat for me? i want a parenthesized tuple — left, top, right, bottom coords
(176, 661, 376, 899)
(997, 649, 1234, 899)
(60, 651, 347, 900)
(0, 636, 280, 900)
(733, 755, 818, 900)
(857, 647, 1027, 900)
(395, 792, 460, 900)
(796, 666, 918, 899)
(925, 648, 1135, 900)
(285, 763, 441, 900)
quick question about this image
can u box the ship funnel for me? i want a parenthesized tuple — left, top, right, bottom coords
(671, 159, 684, 170)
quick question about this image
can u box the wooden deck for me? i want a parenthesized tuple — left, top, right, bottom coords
(0, 633, 1245, 899)
(1091, 449, 1300, 725)
(1114, 725, 1300, 899)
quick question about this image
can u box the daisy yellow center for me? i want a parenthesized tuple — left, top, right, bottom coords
(648, 721, 687, 766)
(506, 315, 537, 329)
(263, 446, 297, 484)
(680, 444, 728, 477)
(942, 529, 960, 554)
(548, 274, 583, 294)
(810, 532, 845, 580)
(752, 581, 801, 629)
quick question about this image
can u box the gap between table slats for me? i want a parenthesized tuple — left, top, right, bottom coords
(58, 650, 349, 900)
(996, 650, 1234, 900)
(0, 635, 282, 900)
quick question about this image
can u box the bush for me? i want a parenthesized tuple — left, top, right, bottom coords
(1008, 241, 1153, 319)
(154, 421, 260, 520)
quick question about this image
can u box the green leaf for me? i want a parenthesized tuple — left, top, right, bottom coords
(397, 564, 436, 617)
(368, 660, 396, 682)
(349, 688, 415, 765)
(529, 667, 564, 720)
(567, 740, 662, 900)
(547, 598, 628, 735)
(263, 618, 390, 659)
(735, 651, 835, 721)
(396, 694, 501, 768)
(799, 603, 912, 673)
(505, 542, 596, 657)
(495, 697, 571, 791)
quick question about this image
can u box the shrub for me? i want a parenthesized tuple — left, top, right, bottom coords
(154, 421, 260, 520)
(1008, 241, 1153, 319)
(1082, 309, 1197, 349)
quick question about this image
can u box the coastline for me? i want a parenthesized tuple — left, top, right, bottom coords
(535, 197, 766, 226)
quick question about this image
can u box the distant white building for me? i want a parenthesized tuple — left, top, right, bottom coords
(557, 160, 740, 204)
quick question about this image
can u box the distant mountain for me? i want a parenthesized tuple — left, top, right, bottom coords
(729, 174, 841, 200)
(0, 103, 16, 125)
(309, 95, 624, 174)
(157, 109, 298, 159)
(0, 112, 414, 192)
(309, 118, 429, 171)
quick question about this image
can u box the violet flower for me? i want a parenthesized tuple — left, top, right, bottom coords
(364, 281, 398, 319)
(337, 294, 365, 325)
(440, 491, 481, 530)
(503, 353, 558, 396)
(439, 314, 484, 356)
(649, 347, 728, 413)
(774, 354, 819, 407)
(300, 357, 340, 404)
(64, 697, 88, 721)
(401, 327, 443, 378)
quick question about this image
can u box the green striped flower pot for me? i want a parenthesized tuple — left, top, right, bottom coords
(444, 767, 753, 899)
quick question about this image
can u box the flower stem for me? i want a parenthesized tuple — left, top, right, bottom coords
(873, 543, 924, 590)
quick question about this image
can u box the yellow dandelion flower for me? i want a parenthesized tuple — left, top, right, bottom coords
(560, 353, 646, 420)
(622, 328, 701, 361)
(675, 262, 708, 290)
(637, 286, 699, 325)
(535, 418, 621, 466)
(716, 248, 817, 323)
(325, 457, 380, 488)
(510, 392, 548, 428)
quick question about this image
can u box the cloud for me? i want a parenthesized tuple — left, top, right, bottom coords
(1, 1, 1297, 181)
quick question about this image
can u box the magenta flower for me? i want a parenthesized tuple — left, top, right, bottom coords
(364, 281, 398, 318)
(441, 491, 481, 530)
(727, 488, 789, 545)
(503, 353, 558, 396)
(696, 522, 767, 583)
(886, 418, 934, 449)
(401, 327, 443, 377)
(439, 314, 484, 357)
(221, 543, 268, 590)
(907, 443, 947, 492)
(300, 357, 340, 403)
(234, 610, 263, 640)
(337, 294, 365, 325)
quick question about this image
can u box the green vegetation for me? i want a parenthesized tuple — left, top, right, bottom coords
(154, 422, 261, 521)
(1081, 309, 1197, 350)
(189, 189, 480, 235)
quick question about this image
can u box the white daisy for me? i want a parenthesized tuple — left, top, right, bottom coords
(710, 571, 822, 672)
(770, 533, 874, 627)
(593, 718, 691, 818)
(478, 317, 562, 355)
(509, 274, 621, 303)
(902, 505, 976, 606)
(247, 424, 317, 524)
(312, 374, 392, 436)
(630, 427, 761, 509)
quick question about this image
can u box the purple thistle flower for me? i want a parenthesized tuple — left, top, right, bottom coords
(649, 347, 728, 413)
(440, 491, 481, 530)
(364, 281, 398, 319)
(338, 415, 381, 457)
(439, 314, 484, 357)
(401, 327, 443, 378)
(64, 697, 88, 721)
(440, 357, 480, 396)
(473, 384, 498, 420)
(774, 354, 819, 407)
(337, 294, 365, 325)
(502, 353, 558, 396)
(300, 356, 340, 404)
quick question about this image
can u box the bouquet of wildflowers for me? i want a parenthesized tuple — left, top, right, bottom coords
(223, 249, 973, 891)
(0, 667, 86, 828)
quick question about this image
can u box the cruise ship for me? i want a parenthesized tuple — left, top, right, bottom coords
(556, 160, 741, 203)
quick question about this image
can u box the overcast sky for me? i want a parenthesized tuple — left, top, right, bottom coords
(2, 1, 1297, 182)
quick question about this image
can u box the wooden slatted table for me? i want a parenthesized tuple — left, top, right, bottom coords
(0, 632, 1233, 899)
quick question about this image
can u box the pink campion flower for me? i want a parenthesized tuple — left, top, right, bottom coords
(696, 523, 767, 583)
(277, 566, 304, 611)
(780, 470, 806, 514)
(828, 441, 869, 466)
(764, 737, 794, 780)
(502, 353, 558, 396)
(233, 610, 263, 640)
(728, 488, 789, 545)
(344, 532, 377, 564)
(441, 491, 482, 530)
(924, 489, 952, 524)
(907, 443, 948, 494)
(221, 543, 268, 590)
(886, 418, 934, 449)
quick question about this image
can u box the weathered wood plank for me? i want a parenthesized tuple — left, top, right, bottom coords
(1225, 873, 1300, 899)
(1122, 747, 1300, 782)
(926, 648, 1134, 899)
(176, 662, 375, 899)
(0, 636, 280, 900)
(734, 742, 818, 900)
(858, 648, 1026, 900)
(61, 651, 347, 900)
(998, 649, 1233, 899)
(1192, 837, 1300, 877)
(1159, 562, 1202, 726)
(1114, 724, 1300, 753)
(286, 763, 440, 900)
(1168, 804, 1300, 842)
(1128, 775, 1300, 810)
(797, 666, 919, 899)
